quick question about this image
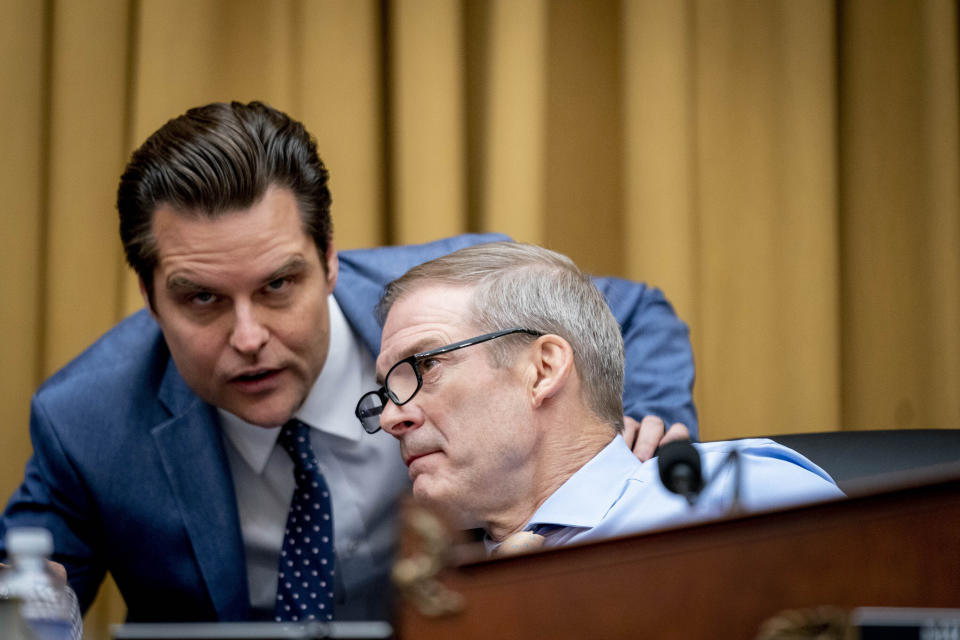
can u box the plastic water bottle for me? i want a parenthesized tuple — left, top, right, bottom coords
(0, 527, 77, 640)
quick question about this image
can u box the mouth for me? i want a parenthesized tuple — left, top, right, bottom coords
(404, 450, 440, 468)
(228, 368, 283, 391)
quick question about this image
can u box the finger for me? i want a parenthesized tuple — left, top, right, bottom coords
(661, 422, 691, 445)
(47, 560, 68, 586)
(632, 415, 666, 462)
(622, 415, 641, 448)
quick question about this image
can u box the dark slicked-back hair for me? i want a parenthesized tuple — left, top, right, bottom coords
(117, 101, 332, 302)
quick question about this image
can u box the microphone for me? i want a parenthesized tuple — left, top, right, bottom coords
(657, 440, 745, 513)
(657, 440, 704, 506)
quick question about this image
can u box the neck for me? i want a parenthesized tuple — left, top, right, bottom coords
(483, 413, 615, 542)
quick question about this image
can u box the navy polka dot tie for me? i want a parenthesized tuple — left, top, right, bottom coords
(274, 419, 336, 622)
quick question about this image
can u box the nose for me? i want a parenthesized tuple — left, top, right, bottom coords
(379, 398, 422, 438)
(229, 302, 270, 355)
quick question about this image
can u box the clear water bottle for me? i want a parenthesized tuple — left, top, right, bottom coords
(0, 527, 78, 640)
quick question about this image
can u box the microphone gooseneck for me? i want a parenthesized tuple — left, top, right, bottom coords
(657, 439, 743, 512)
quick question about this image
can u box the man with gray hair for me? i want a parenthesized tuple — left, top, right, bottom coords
(356, 242, 844, 553)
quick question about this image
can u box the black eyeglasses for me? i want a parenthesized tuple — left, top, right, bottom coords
(354, 327, 543, 434)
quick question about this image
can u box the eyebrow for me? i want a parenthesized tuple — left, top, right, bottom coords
(164, 256, 310, 294)
(165, 275, 208, 295)
(405, 337, 446, 359)
(375, 336, 448, 385)
(262, 256, 309, 283)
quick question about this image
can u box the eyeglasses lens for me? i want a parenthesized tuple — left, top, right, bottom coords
(356, 394, 383, 433)
(386, 361, 419, 404)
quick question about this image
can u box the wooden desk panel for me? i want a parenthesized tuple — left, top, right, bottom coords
(395, 475, 960, 639)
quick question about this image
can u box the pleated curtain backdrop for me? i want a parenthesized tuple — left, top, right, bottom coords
(2, 1, 958, 636)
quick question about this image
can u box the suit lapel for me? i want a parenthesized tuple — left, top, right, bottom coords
(153, 360, 251, 620)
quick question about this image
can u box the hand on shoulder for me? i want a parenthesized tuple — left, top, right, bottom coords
(623, 415, 691, 462)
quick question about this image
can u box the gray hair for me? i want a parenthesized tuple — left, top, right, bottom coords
(378, 242, 625, 431)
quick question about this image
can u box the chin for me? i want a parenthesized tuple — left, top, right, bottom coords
(412, 492, 478, 532)
(411, 479, 443, 506)
(207, 373, 308, 426)
(228, 401, 298, 428)
(412, 479, 461, 516)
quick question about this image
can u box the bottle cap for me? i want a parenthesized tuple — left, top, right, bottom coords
(5, 527, 53, 556)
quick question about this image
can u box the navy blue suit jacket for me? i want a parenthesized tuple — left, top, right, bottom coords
(1, 234, 695, 621)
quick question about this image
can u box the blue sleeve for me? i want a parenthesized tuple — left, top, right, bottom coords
(0, 396, 105, 613)
(593, 277, 698, 437)
(336, 233, 511, 353)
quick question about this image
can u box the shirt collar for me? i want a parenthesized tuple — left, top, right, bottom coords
(219, 295, 374, 473)
(484, 436, 640, 554)
(526, 436, 643, 529)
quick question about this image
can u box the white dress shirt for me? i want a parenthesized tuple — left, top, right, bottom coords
(219, 296, 411, 621)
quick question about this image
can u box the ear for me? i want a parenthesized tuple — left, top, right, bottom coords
(324, 242, 339, 291)
(528, 334, 575, 409)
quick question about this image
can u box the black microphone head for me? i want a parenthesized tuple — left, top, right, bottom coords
(657, 440, 704, 503)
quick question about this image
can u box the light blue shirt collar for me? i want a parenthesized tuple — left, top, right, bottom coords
(485, 435, 643, 553)
(527, 436, 644, 530)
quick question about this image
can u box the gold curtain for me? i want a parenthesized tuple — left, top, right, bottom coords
(2, 0, 958, 636)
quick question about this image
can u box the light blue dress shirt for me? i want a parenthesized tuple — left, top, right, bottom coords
(488, 436, 845, 553)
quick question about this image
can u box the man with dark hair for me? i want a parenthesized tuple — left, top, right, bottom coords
(117, 101, 334, 308)
(1, 101, 697, 623)
(363, 242, 843, 554)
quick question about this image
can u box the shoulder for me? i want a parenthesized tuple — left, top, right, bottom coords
(335, 233, 511, 353)
(696, 438, 832, 479)
(337, 233, 511, 285)
(695, 438, 846, 505)
(34, 309, 171, 425)
(590, 276, 653, 308)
